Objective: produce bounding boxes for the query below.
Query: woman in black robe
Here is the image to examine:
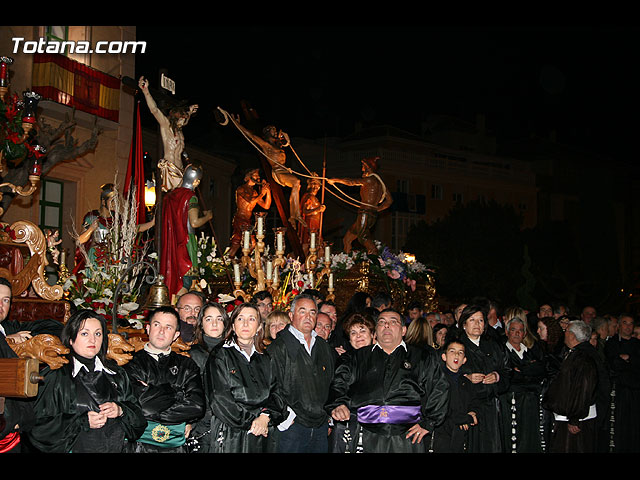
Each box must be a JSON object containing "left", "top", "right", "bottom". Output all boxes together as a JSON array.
[
  {"left": 28, "top": 309, "right": 146, "bottom": 453},
  {"left": 204, "top": 302, "right": 285, "bottom": 453},
  {"left": 537, "top": 315, "right": 565, "bottom": 450},
  {"left": 186, "top": 302, "right": 230, "bottom": 452},
  {"left": 456, "top": 304, "right": 510, "bottom": 453}
]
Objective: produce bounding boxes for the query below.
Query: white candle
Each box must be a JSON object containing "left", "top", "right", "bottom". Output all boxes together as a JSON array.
[
  {"left": 233, "top": 263, "right": 241, "bottom": 283},
  {"left": 329, "top": 272, "right": 334, "bottom": 289},
  {"left": 277, "top": 231, "right": 284, "bottom": 252},
  {"left": 243, "top": 230, "right": 250, "bottom": 250},
  {"left": 273, "top": 266, "right": 279, "bottom": 285},
  {"left": 309, "top": 270, "right": 314, "bottom": 287},
  {"left": 310, "top": 232, "right": 316, "bottom": 249},
  {"left": 257, "top": 216, "right": 264, "bottom": 236},
  {"left": 266, "top": 260, "right": 273, "bottom": 280},
  {"left": 325, "top": 245, "right": 331, "bottom": 261}
]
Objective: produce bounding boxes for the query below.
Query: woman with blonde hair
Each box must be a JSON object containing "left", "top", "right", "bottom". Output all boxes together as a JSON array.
[
  {"left": 404, "top": 316, "right": 433, "bottom": 349},
  {"left": 263, "top": 309, "right": 291, "bottom": 347}
]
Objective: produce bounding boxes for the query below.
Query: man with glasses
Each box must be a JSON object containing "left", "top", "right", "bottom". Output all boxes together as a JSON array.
[
  {"left": 326, "top": 308, "right": 449, "bottom": 453},
  {"left": 176, "top": 291, "right": 205, "bottom": 343}
]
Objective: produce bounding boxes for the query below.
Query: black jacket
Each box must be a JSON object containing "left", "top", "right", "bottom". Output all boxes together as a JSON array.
[
  {"left": 124, "top": 349, "right": 205, "bottom": 425},
  {"left": 267, "top": 326, "right": 335, "bottom": 429}
]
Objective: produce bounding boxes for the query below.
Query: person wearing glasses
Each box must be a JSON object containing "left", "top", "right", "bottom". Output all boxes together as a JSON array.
[
  {"left": 326, "top": 308, "right": 449, "bottom": 453},
  {"left": 176, "top": 291, "right": 206, "bottom": 343}
]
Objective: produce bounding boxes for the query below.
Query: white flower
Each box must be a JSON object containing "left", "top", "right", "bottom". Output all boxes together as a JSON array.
[
  {"left": 118, "top": 302, "right": 139, "bottom": 314},
  {"left": 86, "top": 287, "right": 97, "bottom": 294},
  {"left": 103, "top": 288, "right": 113, "bottom": 298},
  {"left": 73, "top": 298, "right": 85, "bottom": 307},
  {"left": 148, "top": 252, "right": 158, "bottom": 259}
]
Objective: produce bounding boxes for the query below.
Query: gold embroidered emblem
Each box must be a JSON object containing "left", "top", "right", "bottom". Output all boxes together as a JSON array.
[
  {"left": 151, "top": 424, "right": 171, "bottom": 443},
  {"left": 380, "top": 407, "right": 389, "bottom": 419}
]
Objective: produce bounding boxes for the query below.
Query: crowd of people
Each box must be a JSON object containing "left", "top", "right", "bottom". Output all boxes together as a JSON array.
[{"left": 1, "top": 275, "right": 639, "bottom": 454}]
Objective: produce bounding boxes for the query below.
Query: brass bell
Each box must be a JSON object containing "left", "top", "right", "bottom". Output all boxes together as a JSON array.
[{"left": 141, "top": 274, "right": 171, "bottom": 309}]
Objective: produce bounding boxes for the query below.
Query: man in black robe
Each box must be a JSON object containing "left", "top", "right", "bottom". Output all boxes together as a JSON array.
[
  {"left": 326, "top": 307, "right": 449, "bottom": 453},
  {"left": 604, "top": 313, "right": 640, "bottom": 452},
  {"left": 543, "top": 320, "right": 610, "bottom": 453},
  {"left": 267, "top": 293, "right": 335, "bottom": 453},
  {"left": 124, "top": 306, "right": 205, "bottom": 453},
  {"left": 500, "top": 317, "right": 547, "bottom": 453},
  {"left": 0, "top": 277, "right": 43, "bottom": 453}
]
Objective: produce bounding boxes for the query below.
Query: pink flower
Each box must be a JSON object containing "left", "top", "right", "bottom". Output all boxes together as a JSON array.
[{"left": 387, "top": 270, "right": 400, "bottom": 280}]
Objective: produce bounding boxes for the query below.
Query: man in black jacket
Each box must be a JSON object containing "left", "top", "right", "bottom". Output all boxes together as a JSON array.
[
  {"left": 267, "top": 294, "right": 335, "bottom": 453},
  {"left": 124, "top": 306, "right": 205, "bottom": 453},
  {"left": 326, "top": 308, "right": 449, "bottom": 453},
  {"left": 0, "top": 277, "right": 40, "bottom": 453}
]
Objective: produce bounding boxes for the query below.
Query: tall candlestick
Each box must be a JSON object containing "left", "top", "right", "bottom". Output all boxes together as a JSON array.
[
  {"left": 329, "top": 272, "right": 334, "bottom": 289},
  {"left": 310, "top": 232, "right": 316, "bottom": 250},
  {"left": 325, "top": 245, "right": 331, "bottom": 263},
  {"left": 243, "top": 230, "right": 250, "bottom": 250}
]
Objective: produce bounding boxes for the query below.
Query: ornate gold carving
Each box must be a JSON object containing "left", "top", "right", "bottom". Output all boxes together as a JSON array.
[{"left": 6, "top": 220, "right": 63, "bottom": 300}]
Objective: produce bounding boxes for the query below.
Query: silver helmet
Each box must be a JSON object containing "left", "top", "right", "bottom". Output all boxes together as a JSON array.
[{"left": 181, "top": 164, "right": 203, "bottom": 190}]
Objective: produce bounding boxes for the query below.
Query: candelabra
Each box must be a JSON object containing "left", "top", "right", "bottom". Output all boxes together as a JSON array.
[
  {"left": 230, "top": 213, "right": 335, "bottom": 303},
  {"left": 0, "top": 56, "right": 43, "bottom": 217}
]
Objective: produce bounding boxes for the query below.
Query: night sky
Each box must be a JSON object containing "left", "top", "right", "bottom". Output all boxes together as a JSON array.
[{"left": 133, "top": 24, "right": 640, "bottom": 164}]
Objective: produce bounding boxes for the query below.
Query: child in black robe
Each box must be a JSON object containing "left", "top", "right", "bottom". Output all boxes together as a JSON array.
[{"left": 431, "top": 339, "right": 480, "bottom": 453}]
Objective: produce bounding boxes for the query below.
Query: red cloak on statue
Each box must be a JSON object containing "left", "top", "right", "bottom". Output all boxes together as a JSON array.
[{"left": 160, "top": 187, "right": 196, "bottom": 299}]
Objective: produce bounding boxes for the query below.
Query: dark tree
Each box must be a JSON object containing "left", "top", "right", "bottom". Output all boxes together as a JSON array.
[{"left": 404, "top": 199, "right": 525, "bottom": 305}]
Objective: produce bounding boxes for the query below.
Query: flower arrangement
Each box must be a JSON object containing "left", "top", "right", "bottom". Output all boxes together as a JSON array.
[
  {"left": 328, "top": 240, "right": 434, "bottom": 292},
  {"left": 64, "top": 181, "right": 150, "bottom": 321},
  {"left": 196, "top": 233, "right": 228, "bottom": 278}
]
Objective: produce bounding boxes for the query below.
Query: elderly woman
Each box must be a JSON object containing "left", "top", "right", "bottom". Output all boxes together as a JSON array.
[
  {"left": 328, "top": 312, "right": 377, "bottom": 453},
  {"left": 204, "top": 303, "right": 285, "bottom": 452},
  {"left": 457, "top": 304, "right": 510, "bottom": 453},
  {"left": 29, "top": 310, "right": 146, "bottom": 453},
  {"left": 186, "top": 302, "right": 231, "bottom": 452},
  {"left": 499, "top": 316, "right": 547, "bottom": 452},
  {"left": 343, "top": 312, "right": 375, "bottom": 351}
]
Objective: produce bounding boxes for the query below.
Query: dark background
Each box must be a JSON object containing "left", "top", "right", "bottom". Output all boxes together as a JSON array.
[{"left": 134, "top": 24, "right": 640, "bottom": 162}]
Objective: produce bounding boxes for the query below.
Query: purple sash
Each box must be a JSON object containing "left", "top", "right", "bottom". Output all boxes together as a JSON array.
[{"left": 357, "top": 405, "right": 422, "bottom": 424}]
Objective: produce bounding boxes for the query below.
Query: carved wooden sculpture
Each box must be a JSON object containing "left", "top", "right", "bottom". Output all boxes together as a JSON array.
[
  {"left": 106, "top": 333, "right": 135, "bottom": 366},
  {"left": 9, "top": 334, "right": 69, "bottom": 370}
]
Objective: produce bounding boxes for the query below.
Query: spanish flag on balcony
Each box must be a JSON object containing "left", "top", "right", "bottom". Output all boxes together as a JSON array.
[{"left": 31, "top": 53, "right": 120, "bottom": 122}]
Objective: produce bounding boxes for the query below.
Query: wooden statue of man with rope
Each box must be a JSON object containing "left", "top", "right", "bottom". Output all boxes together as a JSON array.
[
  {"left": 327, "top": 156, "right": 392, "bottom": 255},
  {"left": 230, "top": 117, "right": 306, "bottom": 229}
]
